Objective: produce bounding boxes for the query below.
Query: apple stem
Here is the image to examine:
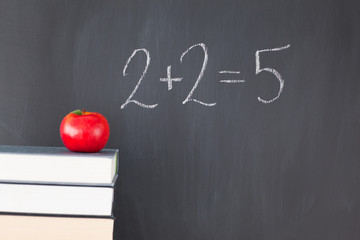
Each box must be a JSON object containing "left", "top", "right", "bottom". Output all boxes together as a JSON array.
[{"left": 82, "top": 108, "right": 86, "bottom": 115}]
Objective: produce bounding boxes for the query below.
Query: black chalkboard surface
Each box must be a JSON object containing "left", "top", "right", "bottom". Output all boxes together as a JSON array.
[{"left": 0, "top": 0, "right": 359, "bottom": 239}]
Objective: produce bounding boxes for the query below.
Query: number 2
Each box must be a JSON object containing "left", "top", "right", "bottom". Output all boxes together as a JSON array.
[
  {"left": 255, "top": 44, "right": 291, "bottom": 103},
  {"left": 180, "top": 43, "right": 216, "bottom": 106},
  {"left": 121, "top": 48, "right": 158, "bottom": 109}
]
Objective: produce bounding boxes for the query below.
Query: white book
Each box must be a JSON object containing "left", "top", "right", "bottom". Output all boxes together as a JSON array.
[
  {"left": 0, "top": 145, "right": 118, "bottom": 185},
  {"left": 0, "top": 182, "right": 114, "bottom": 216}
]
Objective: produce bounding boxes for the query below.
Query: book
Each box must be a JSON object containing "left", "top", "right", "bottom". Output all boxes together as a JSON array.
[
  {"left": 0, "top": 145, "right": 118, "bottom": 185},
  {"left": 0, "top": 181, "right": 114, "bottom": 216},
  {"left": 0, "top": 214, "right": 114, "bottom": 240}
]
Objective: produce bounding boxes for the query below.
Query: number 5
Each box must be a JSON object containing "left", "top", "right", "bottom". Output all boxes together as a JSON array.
[{"left": 255, "top": 44, "right": 291, "bottom": 103}]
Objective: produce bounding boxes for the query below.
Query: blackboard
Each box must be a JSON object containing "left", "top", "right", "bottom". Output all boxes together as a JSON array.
[{"left": 0, "top": 0, "right": 360, "bottom": 239}]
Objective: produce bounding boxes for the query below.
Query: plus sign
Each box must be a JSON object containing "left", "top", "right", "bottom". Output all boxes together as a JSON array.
[{"left": 160, "top": 65, "right": 183, "bottom": 91}]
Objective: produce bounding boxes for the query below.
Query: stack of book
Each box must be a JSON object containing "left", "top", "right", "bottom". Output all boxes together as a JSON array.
[{"left": 0, "top": 145, "right": 118, "bottom": 240}]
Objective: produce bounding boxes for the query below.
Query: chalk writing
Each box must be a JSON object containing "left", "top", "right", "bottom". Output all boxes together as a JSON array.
[
  {"left": 121, "top": 48, "right": 158, "bottom": 109},
  {"left": 218, "top": 70, "right": 245, "bottom": 83},
  {"left": 120, "top": 43, "right": 291, "bottom": 109},
  {"left": 255, "top": 44, "right": 291, "bottom": 103},
  {"left": 180, "top": 43, "right": 216, "bottom": 106},
  {"left": 160, "top": 65, "right": 183, "bottom": 91}
]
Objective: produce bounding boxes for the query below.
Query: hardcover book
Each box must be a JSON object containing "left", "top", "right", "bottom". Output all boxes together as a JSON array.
[
  {"left": 0, "top": 145, "right": 118, "bottom": 185},
  {"left": 0, "top": 181, "right": 115, "bottom": 216},
  {"left": 0, "top": 215, "right": 114, "bottom": 240}
]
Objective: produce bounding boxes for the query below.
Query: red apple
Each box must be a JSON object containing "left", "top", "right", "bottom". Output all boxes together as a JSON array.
[{"left": 60, "top": 109, "right": 110, "bottom": 153}]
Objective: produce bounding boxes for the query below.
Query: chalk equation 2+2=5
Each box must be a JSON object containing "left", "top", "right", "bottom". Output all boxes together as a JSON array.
[{"left": 120, "top": 43, "right": 291, "bottom": 109}]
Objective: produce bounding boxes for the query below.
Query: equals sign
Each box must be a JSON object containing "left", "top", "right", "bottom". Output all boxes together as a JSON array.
[{"left": 218, "top": 70, "right": 246, "bottom": 83}]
